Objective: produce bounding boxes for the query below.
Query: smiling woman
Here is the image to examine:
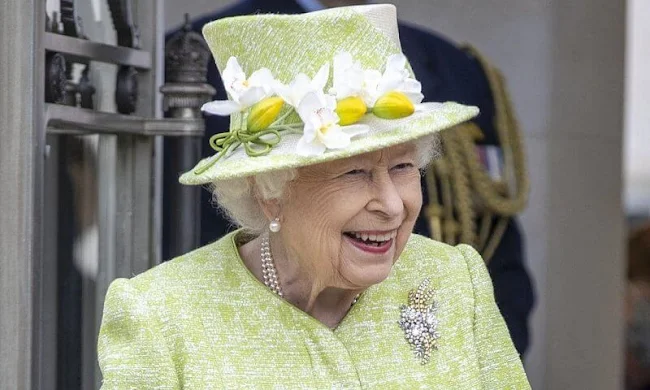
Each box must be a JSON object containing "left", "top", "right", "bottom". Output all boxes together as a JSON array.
[{"left": 97, "top": 4, "right": 530, "bottom": 389}]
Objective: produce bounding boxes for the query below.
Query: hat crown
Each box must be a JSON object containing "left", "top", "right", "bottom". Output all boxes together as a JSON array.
[
  {"left": 329, "top": 4, "right": 401, "bottom": 49},
  {"left": 202, "top": 4, "right": 406, "bottom": 94}
]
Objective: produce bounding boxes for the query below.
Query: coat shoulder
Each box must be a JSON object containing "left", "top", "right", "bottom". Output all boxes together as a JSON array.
[
  {"left": 404, "top": 233, "right": 461, "bottom": 258},
  {"left": 401, "top": 234, "right": 475, "bottom": 277},
  {"left": 127, "top": 234, "right": 235, "bottom": 296}
]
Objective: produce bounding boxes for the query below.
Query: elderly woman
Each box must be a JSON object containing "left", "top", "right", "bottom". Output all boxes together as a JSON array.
[{"left": 98, "top": 4, "right": 530, "bottom": 389}]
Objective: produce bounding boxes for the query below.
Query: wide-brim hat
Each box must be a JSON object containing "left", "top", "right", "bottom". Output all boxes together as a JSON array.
[{"left": 180, "top": 4, "right": 479, "bottom": 185}]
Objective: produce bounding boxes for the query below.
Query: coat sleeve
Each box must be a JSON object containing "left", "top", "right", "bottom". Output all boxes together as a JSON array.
[
  {"left": 98, "top": 278, "right": 180, "bottom": 390},
  {"left": 457, "top": 244, "right": 531, "bottom": 389}
]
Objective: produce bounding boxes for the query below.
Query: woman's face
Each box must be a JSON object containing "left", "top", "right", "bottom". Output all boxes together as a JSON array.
[{"left": 278, "top": 142, "right": 423, "bottom": 290}]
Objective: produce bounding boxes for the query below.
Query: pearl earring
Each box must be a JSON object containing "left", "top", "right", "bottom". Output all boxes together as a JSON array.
[{"left": 269, "top": 217, "right": 281, "bottom": 233}]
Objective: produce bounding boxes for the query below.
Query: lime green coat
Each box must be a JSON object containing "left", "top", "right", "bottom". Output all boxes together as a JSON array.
[{"left": 98, "top": 232, "right": 530, "bottom": 389}]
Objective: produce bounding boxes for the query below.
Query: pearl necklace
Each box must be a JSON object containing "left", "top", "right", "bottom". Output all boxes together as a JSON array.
[
  {"left": 260, "top": 235, "right": 359, "bottom": 305},
  {"left": 261, "top": 235, "right": 283, "bottom": 297}
]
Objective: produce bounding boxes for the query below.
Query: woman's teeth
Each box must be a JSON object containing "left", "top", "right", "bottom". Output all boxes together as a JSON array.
[{"left": 349, "top": 231, "right": 397, "bottom": 243}]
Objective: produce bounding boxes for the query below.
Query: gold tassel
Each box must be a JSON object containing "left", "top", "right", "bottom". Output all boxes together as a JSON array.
[{"left": 423, "top": 45, "right": 530, "bottom": 264}]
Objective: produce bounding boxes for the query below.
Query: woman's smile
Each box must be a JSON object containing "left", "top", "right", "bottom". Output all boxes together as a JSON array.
[{"left": 343, "top": 229, "right": 398, "bottom": 254}]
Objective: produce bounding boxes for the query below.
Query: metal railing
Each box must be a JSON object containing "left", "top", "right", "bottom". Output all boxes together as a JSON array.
[{"left": 1, "top": 1, "right": 212, "bottom": 389}]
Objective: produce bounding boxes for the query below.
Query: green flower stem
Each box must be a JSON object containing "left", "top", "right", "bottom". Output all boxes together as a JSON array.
[
  {"left": 240, "top": 112, "right": 249, "bottom": 131},
  {"left": 269, "top": 107, "right": 296, "bottom": 128},
  {"left": 194, "top": 139, "right": 239, "bottom": 174},
  {"left": 194, "top": 121, "right": 304, "bottom": 175},
  {"left": 270, "top": 123, "right": 303, "bottom": 133}
]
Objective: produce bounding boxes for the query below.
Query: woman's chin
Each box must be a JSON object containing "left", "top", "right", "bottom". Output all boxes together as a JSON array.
[{"left": 345, "top": 264, "right": 394, "bottom": 289}]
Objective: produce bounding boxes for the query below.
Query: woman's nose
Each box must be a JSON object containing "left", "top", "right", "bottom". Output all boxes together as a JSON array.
[{"left": 367, "top": 171, "right": 404, "bottom": 218}]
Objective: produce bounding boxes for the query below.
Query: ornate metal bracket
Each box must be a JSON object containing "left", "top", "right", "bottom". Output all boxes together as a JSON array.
[
  {"left": 45, "top": 11, "right": 67, "bottom": 104},
  {"left": 45, "top": 52, "right": 68, "bottom": 104},
  {"left": 107, "top": 0, "right": 140, "bottom": 49},
  {"left": 115, "top": 65, "right": 138, "bottom": 114},
  {"left": 78, "top": 66, "right": 96, "bottom": 109},
  {"left": 50, "top": 1, "right": 96, "bottom": 108},
  {"left": 60, "top": 0, "right": 84, "bottom": 38},
  {"left": 108, "top": 0, "right": 140, "bottom": 114}
]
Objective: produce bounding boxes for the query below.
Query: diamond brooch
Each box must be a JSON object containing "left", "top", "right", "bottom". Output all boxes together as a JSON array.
[{"left": 398, "top": 278, "right": 440, "bottom": 364}]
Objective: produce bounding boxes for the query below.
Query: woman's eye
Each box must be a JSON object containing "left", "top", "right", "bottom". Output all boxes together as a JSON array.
[
  {"left": 391, "top": 163, "right": 415, "bottom": 171},
  {"left": 345, "top": 169, "right": 367, "bottom": 176}
]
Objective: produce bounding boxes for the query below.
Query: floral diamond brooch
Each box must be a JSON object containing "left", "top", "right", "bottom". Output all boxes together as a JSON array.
[{"left": 398, "top": 278, "right": 440, "bottom": 364}]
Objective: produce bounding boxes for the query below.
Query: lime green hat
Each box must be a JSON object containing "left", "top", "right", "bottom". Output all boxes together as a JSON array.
[{"left": 179, "top": 4, "right": 479, "bottom": 185}]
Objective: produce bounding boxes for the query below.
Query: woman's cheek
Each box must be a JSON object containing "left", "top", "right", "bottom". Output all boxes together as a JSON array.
[{"left": 400, "top": 176, "right": 423, "bottom": 218}]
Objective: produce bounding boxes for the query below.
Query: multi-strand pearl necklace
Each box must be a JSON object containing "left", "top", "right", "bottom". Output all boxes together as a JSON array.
[
  {"left": 261, "top": 235, "right": 283, "bottom": 297},
  {"left": 260, "top": 235, "right": 359, "bottom": 305}
]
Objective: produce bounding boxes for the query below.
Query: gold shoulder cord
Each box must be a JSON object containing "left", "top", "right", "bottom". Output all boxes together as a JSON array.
[{"left": 424, "top": 45, "right": 530, "bottom": 264}]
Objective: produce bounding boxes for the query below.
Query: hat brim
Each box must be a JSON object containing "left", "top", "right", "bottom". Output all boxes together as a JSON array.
[{"left": 179, "top": 102, "right": 478, "bottom": 185}]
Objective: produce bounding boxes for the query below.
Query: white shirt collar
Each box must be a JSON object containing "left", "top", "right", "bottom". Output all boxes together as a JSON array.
[{"left": 295, "top": 0, "right": 326, "bottom": 12}]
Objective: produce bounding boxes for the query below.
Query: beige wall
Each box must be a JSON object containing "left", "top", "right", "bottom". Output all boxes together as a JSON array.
[{"left": 165, "top": 1, "right": 627, "bottom": 389}]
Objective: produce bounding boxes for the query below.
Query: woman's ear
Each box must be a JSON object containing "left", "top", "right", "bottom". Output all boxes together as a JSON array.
[
  {"left": 249, "top": 176, "right": 281, "bottom": 221},
  {"left": 259, "top": 198, "right": 281, "bottom": 221}
]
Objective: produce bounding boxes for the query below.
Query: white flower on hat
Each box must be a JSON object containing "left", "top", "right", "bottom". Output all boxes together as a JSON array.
[
  {"left": 274, "top": 63, "right": 330, "bottom": 108},
  {"left": 329, "top": 52, "right": 423, "bottom": 108},
  {"left": 328, "top": 52, "right": 424, "bottom": 123},
  {"left": 295, "top": 91, "right": 369, "bottom": 156},
  {"left": 329, "top": 51, "right": 380, "bottom": 107},
  {"left": 330, "top": 52, "right": 364, "bottom": 99},
  {"left": 368, "top": 53, "right": 424, "bottom": 107},
  {"left": 201, "top": 56, "right": 275, "bottom": 116}
]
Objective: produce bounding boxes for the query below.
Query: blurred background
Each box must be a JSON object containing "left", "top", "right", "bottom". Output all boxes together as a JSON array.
[{"left": 1, "top": 0, "right": 648, "bottom": 389}]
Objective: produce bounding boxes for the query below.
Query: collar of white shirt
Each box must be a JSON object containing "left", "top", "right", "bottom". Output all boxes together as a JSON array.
[
  {"left": 294, "top": 0, "right": 326, "bottom": 12},
  {"left": 294, "top": 0, "right": 374, "bottom": 13}
]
